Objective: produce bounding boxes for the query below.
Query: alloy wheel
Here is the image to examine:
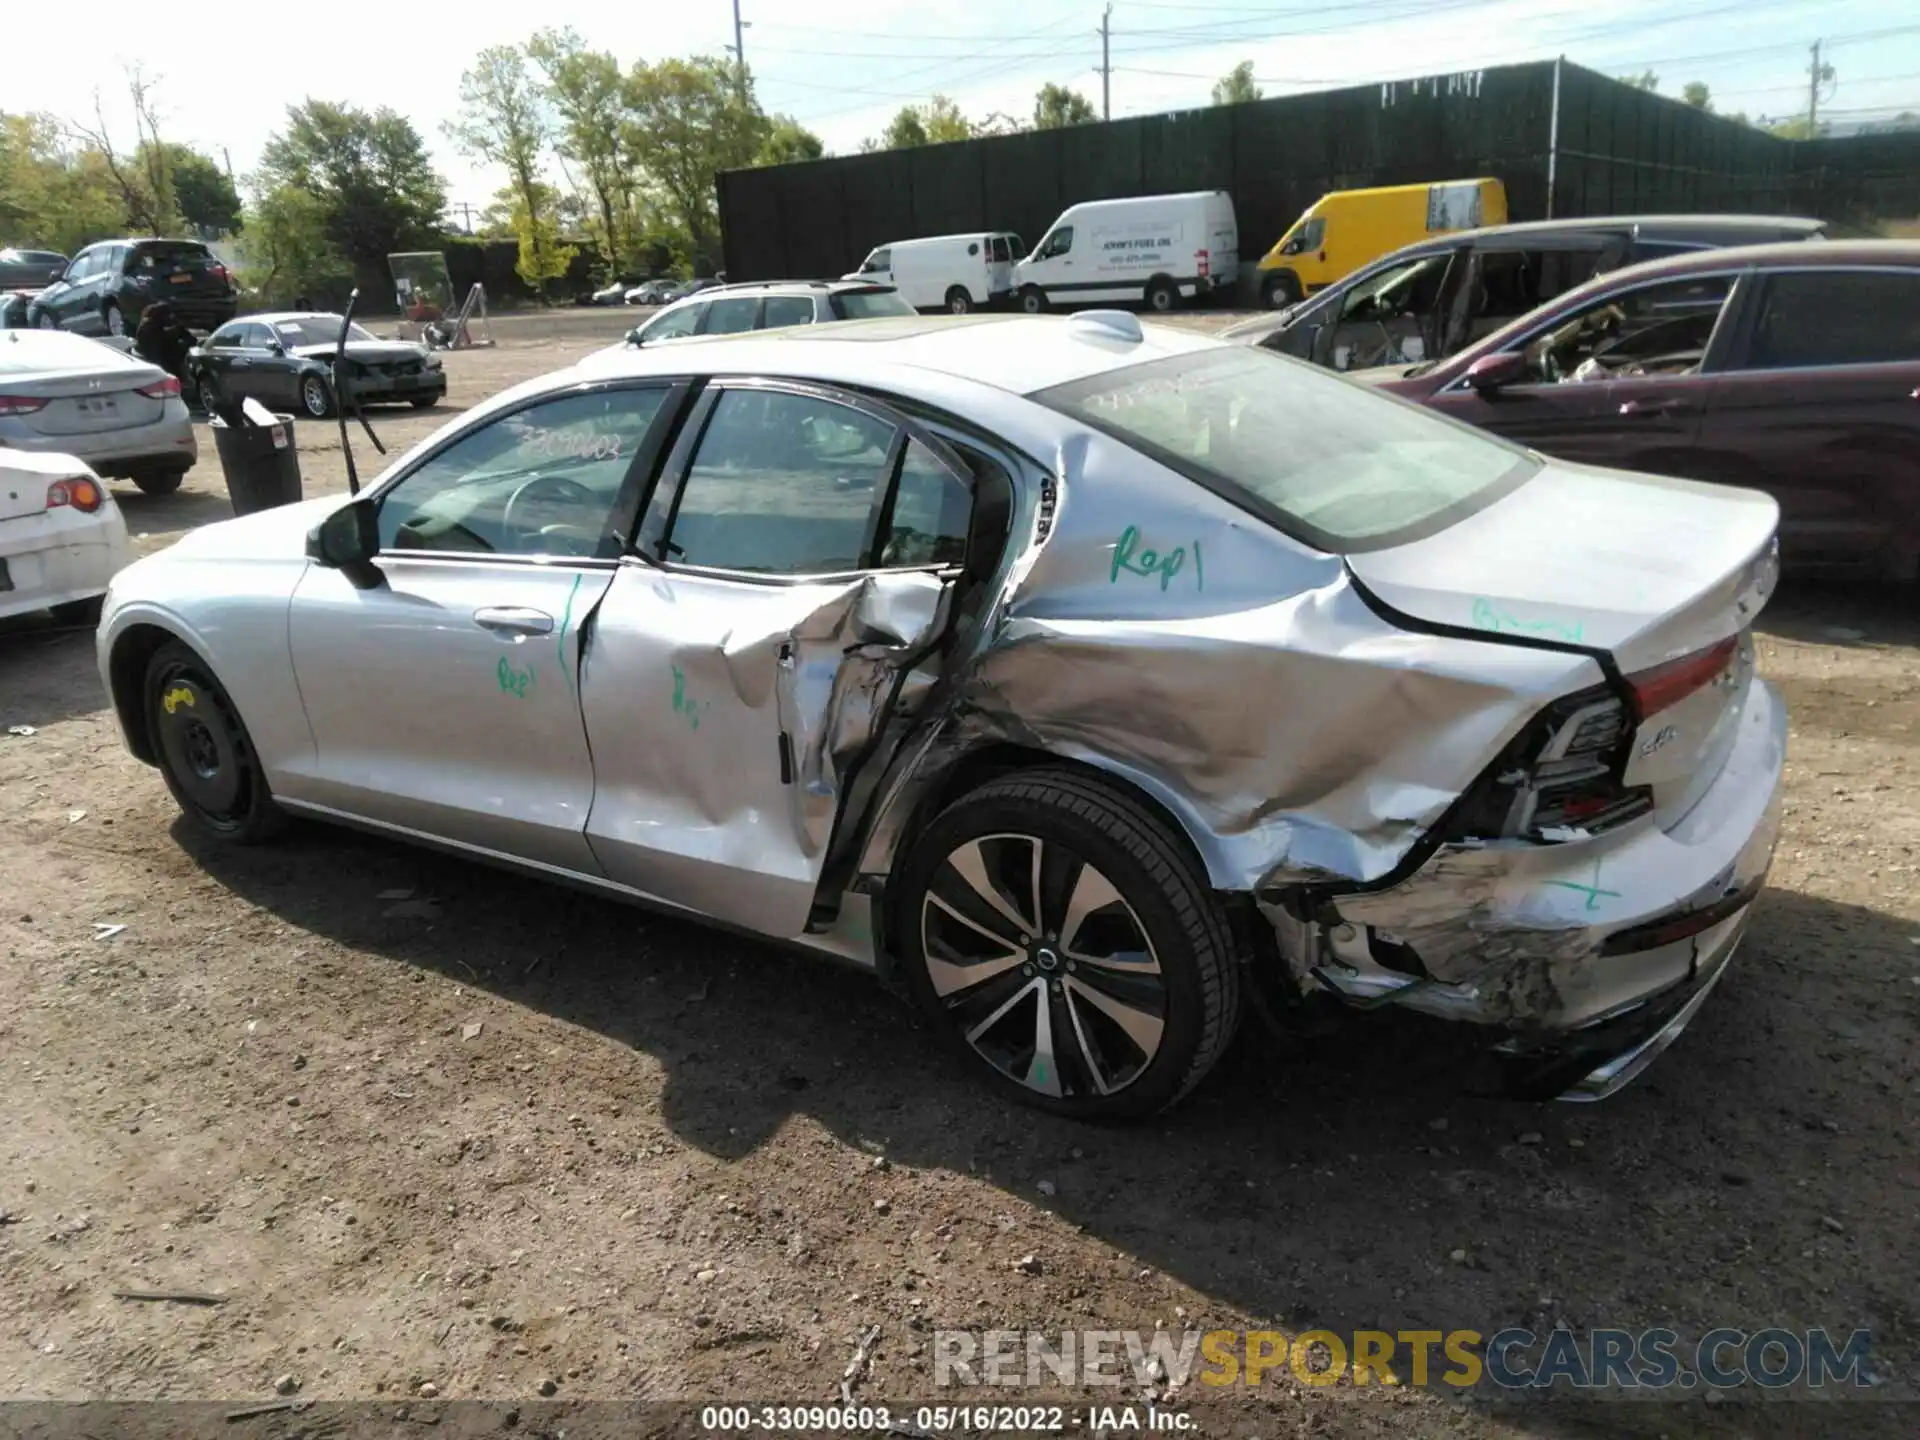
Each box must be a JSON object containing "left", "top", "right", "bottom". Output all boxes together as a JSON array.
[
  {"left": 919, "top": 832, "right": 1167, "bottom": 1099},
  {"left": 35, "top": 311, "right": 55, "bottom": 330},
  {"left": 105, "top": 304, "right": 126, "bottom": 336},
  {"left": 302, "top": 376, "right": 329, "bottom": 417}
]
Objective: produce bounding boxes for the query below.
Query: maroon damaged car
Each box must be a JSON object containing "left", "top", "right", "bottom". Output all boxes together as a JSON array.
[{"left": 1361, "top": 240, "right": 1920, "bottom": 578}]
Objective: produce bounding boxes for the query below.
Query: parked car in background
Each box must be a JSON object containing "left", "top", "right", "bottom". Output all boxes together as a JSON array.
[
  {"left": 1014, "top": 191, "right": 1239, "bottom": 313},
  {"left": 0, "top": 329, "right": 198, "bottom": 494},
  {"left": 623, "top": 280, "right": 914, "bottom": 346},
  {"left": 188, "top": 313, "right": 445, "bottom": 420},
  {"left": 0, "top": 248, "right": 69, "bottom": 290},
  {"left": 588, "top": 280, "right": 633, "bottom": 306},
  {"left": 1255, "top": 178, "right": 1507, "bottom": 308},
  {"left": 624, "top": 279, "right": 679, "bottom": 306},
  {"left": 97, "top": 311, "right": 1784, "bottom": 1116},
  {"left": 844, "top": 232, "right": 1024, "bottom": 313},
  {"left": 1364, "top": 239, "right": 1920, "bottom": 577},
  {"left": 0, "top": 451, "right": 131, "bottom": 625},
  {"left": 1226, "top": 214, "right": 1828, "bottom": 372},
  {"left": 27, "top": 239, "right": 238, "bottom": 339}
]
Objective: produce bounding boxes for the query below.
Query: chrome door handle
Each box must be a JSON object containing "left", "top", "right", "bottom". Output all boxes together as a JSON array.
[
  {"left": 1618, "top": 397, "right": 1693, "bottom": 417},
  {"left": 473, "top": 606, "right": 553, "bottom": 636}
]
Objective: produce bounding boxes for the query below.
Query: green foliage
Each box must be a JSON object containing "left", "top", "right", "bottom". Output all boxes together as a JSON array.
[
  {"left": 154, "top": 144, "right": 241, "bottom": 232},
  {"left": 529, "top": 28, "right": 642, "bottom": 270},
  {"left": 871, "top": 94, "right": 976, "bottom": 150},
  {"left": 239, "top": 183, "right": 350, "bottom": 307},
  {"left": 256, "top": 100, "right": 446, "bottom": 283},
  {"left": 758, "top": 116, "right": 825, "bottom": 165},
  {"left": 1622, "top": 70, "right": 1660, "bottom": 92},
  {"left": 510, "top": 194, "right": 577, "bottom": 293},
  {"left": 1681, "top": 81, "right": 1713, "bottom": 112},
  {"left": 1033, "top": 83, "right": 1096, "bottom": 129},
  {"left": 621, "top": 56, "right": 768, "bottom": 271},
  {"left": 0, "top": 112, "right": 127, "bottom": 252},
  {"left": 1212, "top": 62, "right": 1262, "bottom": 106}
]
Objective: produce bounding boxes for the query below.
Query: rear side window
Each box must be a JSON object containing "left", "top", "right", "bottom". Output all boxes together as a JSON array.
[
  {"left": 1036, "top": 347, "right": 1532, "bottom": 552},
  {"left": 762, "top": 295, "right": 815, "bottom": 329},
  {"left": 989, "top": 236, "right": 1012, "bottom": 263},
  {"left": 1746, "top": 270, "right": 1920, "bottom": 369},
  {"left": 702, "top": 296, "right": 762, "bottom": 334}
]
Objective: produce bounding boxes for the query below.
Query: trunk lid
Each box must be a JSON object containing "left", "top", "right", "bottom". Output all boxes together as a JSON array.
[
  {"left": 0, "top": 336, "right": 169, "bottom": 437},
  {"left": 0, "top": 451, "right": 93, "bottom": 522},
  {"left": 1345, "top": 459, "right": 1779, "bottom": 828}
]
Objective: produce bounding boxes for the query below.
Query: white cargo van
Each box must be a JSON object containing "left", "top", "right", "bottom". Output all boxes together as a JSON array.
[
  {"left": 843, "top": 233, "right": 1024, "bottom": 313},
  {"left": 1012, "top": 191, "right": 1239, "bottom": 313}
]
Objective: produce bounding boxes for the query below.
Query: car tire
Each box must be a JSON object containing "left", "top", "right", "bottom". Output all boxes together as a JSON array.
[
  {"left": 190, "top": 370, "right": 218, "bottom": 414},
  {"left": 1145, "top": 276, "right": 1180, "bottom": 313},
  {"left": 50, "top": 595, "right": 105, "bottom": 626},
  {"left": 300, "top": 374, "right": 333, "bottom": 419},
  {"left": 410, "top": 395, "right": 438, "bottom": 409},
  {"left": 104, "top": 302, "right": 126, "bottom": 337},
  {"left": 1018, "top": 286, "right": 1048, "bottom": 315},
  {"left": 131, "top": 468, "right": 184, "bottom": 497},
  {"left": 893, "top": 766, "right": 1242, "bottom": 1121},
  {"left": 144, "top": 639, "right": 288, "bottom": 845},
  {"left": 945, "top": 286, "right": 974, "bottom": 315},
  {"left": 1261, "top": 271, "right": 1302, "bottom": 309},
  {"left": 34, "top": 310, "right": 56, "bottom": 330}
]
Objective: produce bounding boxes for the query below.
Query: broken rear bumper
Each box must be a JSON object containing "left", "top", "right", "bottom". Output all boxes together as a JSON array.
[{"left": 1306, "top": 677, "right": 1786, "bottom": 1096}]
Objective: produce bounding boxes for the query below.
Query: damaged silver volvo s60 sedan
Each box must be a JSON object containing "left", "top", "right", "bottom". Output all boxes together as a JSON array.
[{"left": 97, "top": 311, "right": 1785, "bottom": 1119}]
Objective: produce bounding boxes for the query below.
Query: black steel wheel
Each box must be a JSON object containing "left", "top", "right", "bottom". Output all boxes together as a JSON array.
[
  {"left": 1145, "top": 276, "right": 1179, "bottom": 312},
  {"left": 945, "top": 286, "right": 974, "bottom": 314},
  {"left": 1018, "top": 286, "right": 1048, "bottom": 315},
  {"left": 1261, "top": 270, "right": 1302, "bottom": 309},
  {"left": 144, "top": 640, "right": 286, "bottom": 843},
  {"left": 896, "top": 767, "right": 1240, "bottom": 1119}
]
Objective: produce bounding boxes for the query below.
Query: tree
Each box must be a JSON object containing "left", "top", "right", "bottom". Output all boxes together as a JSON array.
[
  {"left": 1212, "top": 62, "right": 1262, "bottom": 106},
  {"left": 257, "top": 101, "right": 446, "bottom": 280},
  {"left": 922, "top": 95, "right": 974, "bottom": 143},
  {"left": 1623, "top": 70, "right": 1660, "bottom": 92},
  {"left": 1033, "top": 83, "right": 1096, "bottom": 129},
  {"left": 529, "top": 29, "right": 637, "bottom": 271},
  {"left": 877, "top": 106, "right": 928, "bottom": 150},
  {"left": 757, "top": 115, "right": 824, "bottom": 165},
  {"left": 622, "top": 56, "right": 769, "bottom": 272},
  {"left": 239, "top": 182, "right": 349, "bottom": 306},
  {"left": 449, "top": 46, "right": 561, "bottom": 292},
  {"left": 64, "top": 67, "right": 175, "bottom": 235},
  {"left": 871, "top": 94, "right": 975, "bottom": 150},
  {"left": 1765, "top": 115, "right": 1829, "bottom": 139},
  {"left": 154, "top": 144, "right": 240, "bottom": 233},
  {"left": 1682, "top": 81, "right": 1713, "bottom": 112},
  {"left": 509, "top": 191, "right": 577, "bottom": 294}
]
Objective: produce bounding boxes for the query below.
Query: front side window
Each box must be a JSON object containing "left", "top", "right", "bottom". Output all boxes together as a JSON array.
[
  {"left": 1036, "top": 347, "right": 1532, "bottom": 551},
  {"left": 377, "top": 388, "right": 667, "bottom": 558},
  {"left": 862, "top": 248, "right": 891, "bottom": 273},
  {"left": 1519, "top": 274, "right": 1735, "bottom": 384},
  {"left": 641, "top": 303, "right": 703, "bottom": 343},
  {"left": 1281, "top": 216, "right": 1326, "bottom": 256},
  {"left": 208, "top": 324, "right": 245, "bottom": 349},
  {"left": 1745, "top": 270, "right": 1920, "bottom": 369},
  {"left": 1037, "top": 227, "right": 1073, "bottom": 260},
  {"left": 667, "top": 391, "right": 895, "bottom": 574},
  {"left": 702, "top": 296, "right": 762, "bottom": 334}
]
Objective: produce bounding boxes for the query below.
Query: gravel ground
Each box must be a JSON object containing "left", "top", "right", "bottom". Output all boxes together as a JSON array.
[{"left": 0, "top": 308, "right": 1915, "bottom": 1437}]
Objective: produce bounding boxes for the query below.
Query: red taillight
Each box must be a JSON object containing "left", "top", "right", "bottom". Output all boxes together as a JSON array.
[
  {"left": 1625, "top": 636, "right": 1739, "bottom": 719},
  {"left": 47, "top": 476, "right": 105, "bottom": 513},
  {"left": 1195, "top": 248, "right": 1210, "bottom": 278},
  {"left": 212, "top": 263, "right": 231, "bottom": 285},
  {"left": 0, "top": 395, "right": 49, "bottom": 416},
  {"left": 136, "top": 375, "right": 182, "bottom": 400}
]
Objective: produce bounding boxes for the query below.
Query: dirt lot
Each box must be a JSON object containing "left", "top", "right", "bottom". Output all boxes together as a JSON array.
[{"left": 1, "top": 308, "right": 1916, "bottom": 1435}]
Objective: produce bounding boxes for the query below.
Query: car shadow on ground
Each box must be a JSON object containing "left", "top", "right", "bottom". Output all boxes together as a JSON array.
[
  {"left": 1759, "top": 577, "right": 1920, "bottom": 651},
  {"left": 179, "top": 815, "right": 1916, "bottom": 1412},
  {"left": 109, "top": 483, "right": 233, "bottom": 545},
  {"left": 0, "top": 622, "right": 103, "bottom": 730}
]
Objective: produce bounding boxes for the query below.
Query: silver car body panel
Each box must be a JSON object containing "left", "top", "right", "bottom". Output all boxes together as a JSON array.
[
  {"left": 99, "top": 317, "right": 1785, "bottom": 1088},
  {"left": 0, "top": 330, "right": 197, "bottom": 473}
]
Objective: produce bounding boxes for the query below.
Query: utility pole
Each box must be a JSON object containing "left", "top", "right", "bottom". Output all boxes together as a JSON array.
[
  {"left": 1099, "top": 3, "right": 1112, "bottom": 121},
  {"left": 1808, "top": 39, "right": 1821, "bottom": 132},
  {"left": 731, "top": 0, "right": 748, "bottom": 94}
]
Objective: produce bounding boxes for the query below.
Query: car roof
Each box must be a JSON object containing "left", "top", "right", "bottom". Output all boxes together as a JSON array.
[
  {"left": 580, "top": 313, "right": 1219, "bottom": 397},
  {"left": 1566, "top": 236, "right": 1920, "bottom": 284},
  {"left": 1438, "top": 213, "right": 1828, "bottom": 247},
  {"left": 241, "top": 312, "right": 349, "bottom": 324}
]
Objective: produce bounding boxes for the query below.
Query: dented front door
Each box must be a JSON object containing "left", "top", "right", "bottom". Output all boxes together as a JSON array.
[{"left": 579, "top": 380, "right": 967, "bottom": 939}]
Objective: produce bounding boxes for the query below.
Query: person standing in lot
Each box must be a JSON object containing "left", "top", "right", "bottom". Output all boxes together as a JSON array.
[{"left": 134, "top": 301, "right": 195, "bottom": 384}]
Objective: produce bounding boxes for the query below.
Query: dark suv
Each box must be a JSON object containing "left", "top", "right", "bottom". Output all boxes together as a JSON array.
[
  {"left": 1224, "top": 214, "right": 1827, "bottom": 373},
  {"left": 27, "top": 238, "right": 238, "bottom": 338}
]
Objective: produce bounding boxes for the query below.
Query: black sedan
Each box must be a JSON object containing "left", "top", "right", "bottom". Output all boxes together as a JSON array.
[{"left": 187, "top": 313, "right": 446, "bottom": 419}]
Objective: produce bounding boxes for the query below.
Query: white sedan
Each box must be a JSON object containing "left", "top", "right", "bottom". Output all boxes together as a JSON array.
[
  {"left": 0, "top": 451, "right": 130, "bottom": 624},
  {"left": 0, "top": 328, "right": 198, "bottom": 496}
]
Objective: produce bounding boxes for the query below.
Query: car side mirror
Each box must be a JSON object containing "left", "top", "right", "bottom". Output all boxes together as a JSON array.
[
  {"left": 267, "top": 341, "right": 285, "bottom": 356},
  {"left": 626, "top": 327, "right": 645, "bottom": 347},
  {"left": 306, "top": 498, "right": 383, "bottom": 588},
  {"left": 1464, "top": 351, "right": 1527, "bottom": 392}
]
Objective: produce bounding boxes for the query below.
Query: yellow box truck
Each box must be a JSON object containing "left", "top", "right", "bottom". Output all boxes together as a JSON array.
[{"left": 1255, "top": 177, "right": 1507, "bottom": 309}]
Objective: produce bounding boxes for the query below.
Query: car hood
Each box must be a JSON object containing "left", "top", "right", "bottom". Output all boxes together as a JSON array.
[
  {"left": 1220, "top": 310, "right": 1296, "bottom": 343},
  {"left": 1348, "top": 362, "right": 1427, "bottom": 384},
  {"left": 161, "top": 494, "right": 343, "bottom": 561},
  {"left": 288, "top": 342, "right": 428, "bottom": 363},
  {"left": 1343, "top": 457, "right": 1779, "bottom": 674}
]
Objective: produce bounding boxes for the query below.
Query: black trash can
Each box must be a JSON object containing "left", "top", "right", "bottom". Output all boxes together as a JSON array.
[{"left": 210, "top": 411, "right": 302, "bottom": 516}]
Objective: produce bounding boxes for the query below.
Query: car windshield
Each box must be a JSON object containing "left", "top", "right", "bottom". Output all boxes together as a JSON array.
[
  {"left": 269, "top": 317, "right": 377, "bottom": 347},
  {"left": 831, "top": 288, "right": 916, "bottom": 320},
  {"left": 1035, "top": 347, "right": 1535, "bottom": 551}
]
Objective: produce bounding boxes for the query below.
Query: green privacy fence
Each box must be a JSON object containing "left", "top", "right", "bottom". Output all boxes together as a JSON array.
[{"left": 717, "top": 59, "right": 1920, "bottom": 283}]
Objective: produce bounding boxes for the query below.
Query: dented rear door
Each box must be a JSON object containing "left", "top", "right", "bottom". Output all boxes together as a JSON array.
[{"left": 580, "top": 381, "right": 968, "bottom": 939}]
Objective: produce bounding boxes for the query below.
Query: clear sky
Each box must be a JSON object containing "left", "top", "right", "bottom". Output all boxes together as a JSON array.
[{"left": 12, "top": 0, "right": 1918, "bottom": 218}]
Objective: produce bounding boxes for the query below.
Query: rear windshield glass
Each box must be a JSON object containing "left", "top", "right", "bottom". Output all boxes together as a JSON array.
[
  {"left": 1034, "top": 347, "right": 1536, "bottom": 552},
  {"left": 131, "top": 243, "right": 215, "bottom": 274},
  {"left": 831, "top": 288, "right": 916, "bottom": 320}
]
